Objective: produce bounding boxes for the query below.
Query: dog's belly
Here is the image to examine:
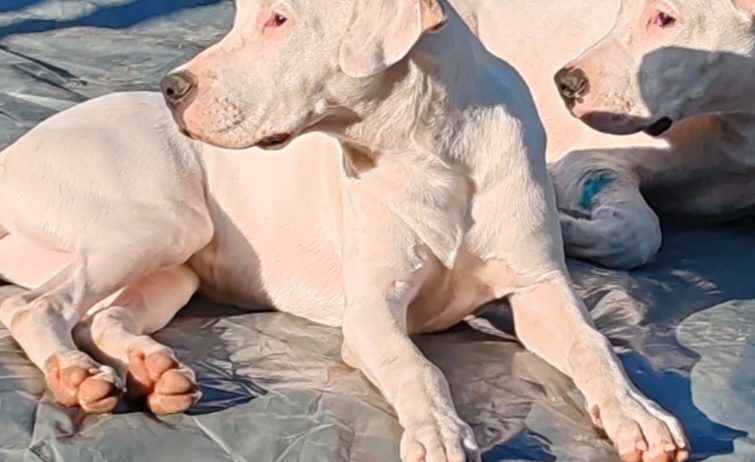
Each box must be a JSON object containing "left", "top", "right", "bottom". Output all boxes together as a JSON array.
[
  {"left": 190, "top": 236, "right": 345, "bottom": 326},
  {"left": 191, "top": 227, "right": 506, "bottom": 334}
]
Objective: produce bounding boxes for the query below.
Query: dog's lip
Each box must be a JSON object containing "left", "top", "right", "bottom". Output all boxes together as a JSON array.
[
  {"left": 642, "top": 117, "right": 674, "bottom": 137},
  {"left": 179, "top": 127, "right": 196, "bottom": 139},
  {"left": 579, "top": 112, "right": 640, "bottom": 136},
  {"left": 256, "top": 133, "right": 294, "bottom": 150}
]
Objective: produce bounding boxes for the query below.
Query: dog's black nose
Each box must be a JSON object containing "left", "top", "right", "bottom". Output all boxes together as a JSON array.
[
  {"left": 555, "top": 67, "right": 590, "bottom": 107},
  {"left": 161, "top": 71, "right": 197, "bottom": 106}
]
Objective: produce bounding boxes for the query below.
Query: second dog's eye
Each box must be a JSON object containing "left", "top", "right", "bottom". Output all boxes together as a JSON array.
[
  {"left": 653, "top": 11, "right": 676, "bottom": 28},
  {"left": 265, "top": 12, "right": 288, "bottom": 29}
]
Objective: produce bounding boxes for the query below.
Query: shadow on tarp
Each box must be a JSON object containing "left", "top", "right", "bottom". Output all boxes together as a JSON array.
[
  {"left": 0, "top": 0, "right": 46, "bottom": 14},
  {"left": 0, "top": 0, "right": 227, "bottom": 41},
  {"left": 473, "top": 223, "right": 754, "bottom": 460}
]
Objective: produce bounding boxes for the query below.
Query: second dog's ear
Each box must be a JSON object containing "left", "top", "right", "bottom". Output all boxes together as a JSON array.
[{"left": 339, "top": 0, "right": 447, "bottom": 79}]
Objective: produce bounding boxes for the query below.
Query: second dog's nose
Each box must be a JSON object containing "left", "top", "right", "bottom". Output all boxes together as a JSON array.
[
  {"left": 161, "top": 71, "right": 197, "bottom": 106},
  {"left": 554, "top": 67, "right": 589, "bottom": 106}
]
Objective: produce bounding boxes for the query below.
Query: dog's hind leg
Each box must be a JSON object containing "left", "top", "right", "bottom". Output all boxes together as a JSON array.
[
  {"left": 0, "top": 233, "right": 72, "bottom": 288},
  {"left": 0, "top": 218, "right": 211, "bottom": 413},
  {"left": 0, "top": 91, "right": 214, "bottom": 413},
  {"left": 74, "top": 264, "right": 201, "bottom": 414},
  {"left": 550, "top": 150, "right": 662, "bottom": 269}
]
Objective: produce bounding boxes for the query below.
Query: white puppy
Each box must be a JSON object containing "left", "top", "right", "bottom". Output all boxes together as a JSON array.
[
  {"left": 460, "top": 0, "right": 755, "bottom": 269},
  {"left": 0, "top": 1, "right": 688, "bottom": 461}
]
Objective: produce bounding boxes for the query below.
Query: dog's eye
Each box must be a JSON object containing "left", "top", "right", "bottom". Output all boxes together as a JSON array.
[
  {"left": 652, "top": 11, "right": 676, "bottom": 28},
  {"left": 264, "top": 12, "right": 288, "bottom": 29}
]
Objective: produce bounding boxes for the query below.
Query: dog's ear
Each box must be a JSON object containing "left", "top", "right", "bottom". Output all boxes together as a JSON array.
[{"left": 339, "top": 0, "right": 447, "bottom": 79}]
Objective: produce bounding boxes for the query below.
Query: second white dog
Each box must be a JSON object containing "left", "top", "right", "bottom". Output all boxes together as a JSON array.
[{"left": 458, "top": 0, "right": 755, "bottom": 268}]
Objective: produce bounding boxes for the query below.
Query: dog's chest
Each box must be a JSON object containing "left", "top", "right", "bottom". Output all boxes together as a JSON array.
[{"left": 407, "top": 249, "right": 517, "bottom": 334}]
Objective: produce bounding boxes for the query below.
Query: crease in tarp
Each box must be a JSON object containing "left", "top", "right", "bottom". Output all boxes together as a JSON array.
[{"left": 191, "top": 416, "right": 248, "bottom": 462}]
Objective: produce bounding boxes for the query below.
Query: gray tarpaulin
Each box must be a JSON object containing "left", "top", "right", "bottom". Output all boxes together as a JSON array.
[{"left": 0, "top": 1, "right": 752, "bottom": 461}]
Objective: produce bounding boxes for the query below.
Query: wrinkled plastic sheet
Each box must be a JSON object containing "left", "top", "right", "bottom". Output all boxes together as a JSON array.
[{"left": 0, "top": 1, "right": 752, "bottom": 461}]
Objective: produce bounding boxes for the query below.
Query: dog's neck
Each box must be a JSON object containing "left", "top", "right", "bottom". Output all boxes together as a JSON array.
[
  {"left": 333, "top": 2, "right": 538, "bottom": 185},
  {"left": 706, "top": 113, "right": 755, "bottom": 168},
  {"left": 716, "top": 49, "right": 755, "bottom": 166},
  {"left": 324, "top": 3, "right": 521, "bottom": 268},
  {"left": 336, "top": 41, "right": 461, "bottom": 164},
  {"left": 319, "top": 2, "right": 545, "bottom": 268},
  {"left": 663, "top": 46, "right": 755, "bottom": 168}
]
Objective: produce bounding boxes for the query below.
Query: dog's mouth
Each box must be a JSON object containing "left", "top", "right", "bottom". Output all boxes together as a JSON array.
[
  {"left": 179, "top": 127, "right": 195, "bottom": 140},
  {"left": 256, "top": 133, "right": 294, "bottom": 150},
  {"left": 642, "top": 117, "right": 674, "bottom": 137},
  {"left": 579, "top": 112, "right": 640, "bottom": 136}
]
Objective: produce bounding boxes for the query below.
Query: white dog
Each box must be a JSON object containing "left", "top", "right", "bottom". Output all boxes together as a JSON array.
[
  {"left": 459, "top": 0, "right": 755, "bottom": 269},
  {"left": 0, "top": 1, "right": 688, "bottom": 461},
  {"left": 553, "top": 0, "right": 755, "bottom": 269}
]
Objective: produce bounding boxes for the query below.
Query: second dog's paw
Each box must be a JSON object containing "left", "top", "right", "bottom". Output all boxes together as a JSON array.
[
  {"left": 400, "top": 415, "right": 480, "bottom": 462},
  {"left": 592, "top": 391, "right": 689, "bottom": 462}
]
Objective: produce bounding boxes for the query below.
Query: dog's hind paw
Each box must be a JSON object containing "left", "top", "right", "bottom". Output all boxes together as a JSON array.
[
  {"left": 400, "top": 416, "right": 481, "bottom": 462},
  {"left": 44, "top": 351, "right": 123, "bottom": 413},
  {"left": 126, "top": 342, "right": 201, "bottom": 414}
]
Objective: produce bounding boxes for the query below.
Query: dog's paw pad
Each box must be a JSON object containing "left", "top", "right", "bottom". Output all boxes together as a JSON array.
[
  {"left": 127, "top": 348, "right": 200, "bottom": 414},
  {"left": 44, "top": 352, "right": 122, "bottom": 413}
]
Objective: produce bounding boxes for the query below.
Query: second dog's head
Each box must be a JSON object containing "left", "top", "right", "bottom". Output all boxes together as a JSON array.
[
  {"left": 160, "top": 0, "right": 446, "bottom": 150},
  {"left": 554, "top": 0, "right": 755, "bottom": 136}
]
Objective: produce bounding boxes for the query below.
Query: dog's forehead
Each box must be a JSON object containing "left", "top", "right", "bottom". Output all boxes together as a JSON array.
[
  {"left": 233, "top": 0, "right": 348, "bottom": 15},
  {"left": 616, "top": 0, "right": 644, "bottom": 17},
  {"left": 616, "top": 0, "right": 718, "bottom": 17},
  {"left": 232, "top": 0, "right": 293, "bottom": 16}
]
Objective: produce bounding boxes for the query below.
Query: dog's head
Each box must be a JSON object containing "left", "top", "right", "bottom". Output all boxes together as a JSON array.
[
  {"left": 160, "top": 0, "right": 446, "bottom": 150},
  {"left": 554, "top": 0, "right": 755, "bottom": 136}
]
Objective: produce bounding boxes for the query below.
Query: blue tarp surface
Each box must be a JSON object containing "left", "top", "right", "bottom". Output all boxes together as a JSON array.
[{"left": 0, "top": 1, "right": 751, "bottom": 461}]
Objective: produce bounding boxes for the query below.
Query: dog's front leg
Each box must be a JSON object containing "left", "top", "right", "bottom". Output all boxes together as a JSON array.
[
  {"left": 342, "top": 282, "right": 480, "bottom": 462},
  {"left": 340, "top": 201, "right": 480, "bottom": 462},
  {"left": 510, "top": 276, "right": 689, "bottom": 462}
]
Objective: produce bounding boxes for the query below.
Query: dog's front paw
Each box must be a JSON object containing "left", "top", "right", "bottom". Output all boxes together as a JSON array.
[
  {"left": 591, "top": 391, "right": 689, "bottom": 462},
  {"left": 400, "top": 415, "right": 480, "bottom": 462}
]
